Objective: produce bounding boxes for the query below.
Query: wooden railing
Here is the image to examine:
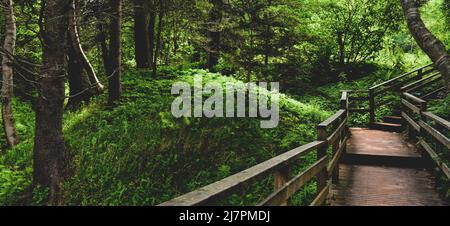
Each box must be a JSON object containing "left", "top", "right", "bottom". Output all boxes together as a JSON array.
[
  {"left": 401, "top": 91, "right": 450, "bottom": 180},
  {"left": 159, "top": 92, "right": 350, "bottom": 206},
  {"left": 368, "top": 63, "right": 440, "bottom": 124}
]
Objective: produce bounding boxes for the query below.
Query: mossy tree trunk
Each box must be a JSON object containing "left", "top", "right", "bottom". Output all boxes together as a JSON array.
[
  {"left": 33, "top": 0, "right": 71, "bottom": 204},
  {"left": 401, "top": 0, "right": 450, "bottom": 90}
]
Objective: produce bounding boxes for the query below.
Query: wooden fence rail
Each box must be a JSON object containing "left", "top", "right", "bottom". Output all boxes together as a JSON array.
[
  {"left": 159, "top": 92, "right": 350, "bottom": 206},
  {"left": 368, "top": 63, "right": 437, "bottom": 124},
  {"left": 401, "top": 91, "right": 450, "bottom": 181}
]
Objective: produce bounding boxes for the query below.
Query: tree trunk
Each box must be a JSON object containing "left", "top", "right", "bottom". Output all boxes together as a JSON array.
[
  {"left": 152, "top": 0, "right": 164, "bottom": 76},
  {"left": 33, "top": 0, "right": 70, "bottom": 204},
  {"left": 148, "top": 4, "right": 156, "bottom": 70},
  {"left": 108, "top": 0, "right": 122, "bottom": 104},
  {"left": 401, "top": 0, "right": 450, "bottom": 89},
  {"left": 206, "top": 0, "right": 222, "bottom": 71},
  {"left": 97, "top": 23, "right": 110, "bottom": 76},
  {"left": 68, "top": 0, "right": 104, "bottom": 93},
  {"left": 66, "top": 43, "right": 89, "bottom": 111},
  {"left": 337, "top": 32, "right": 346, "bottom": 70},
  {"left": 134, "top": 0, "right": 150, "bottom": 68},
  {"left": 1, "top": 0, "right": 19, "bottom": 147}
]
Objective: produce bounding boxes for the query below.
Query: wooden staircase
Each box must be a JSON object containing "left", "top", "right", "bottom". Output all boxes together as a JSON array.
[
  {"left": 371, "top": 114, "right": 403, "bottom": 132},
  {"left": 367, "top": 63, "right": 445, "bottom": 133}
]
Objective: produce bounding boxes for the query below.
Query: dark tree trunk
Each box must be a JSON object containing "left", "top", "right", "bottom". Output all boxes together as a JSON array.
[
  {"left": 148, "top": 5, "right": 156, "bottom": 70},
  {"left": 98, "top": 23, "right": 110, "bottom": 76},
  {"left": 337, "top": 32, "right": 346, "bottom": 70},
  {"left": 152, "top": 0, "right": 164, "bottom": 76},
  {"left": 1, "top": 0, "right": 19, "bottom": 147},
  {"left": 264, "top": 0, "right": 272, "bottom": 67},
  {"left": 401, "top": 0, "right": 450, "bottom": 89},
  {"left": 108, "top": 0, "right": 122, "bottom": 104},
  {"left": 206, "top": 0, "right": 222, "bottom": 71},
  {"left": 33, "top": 0, "right": 71, "bottom": 204},
  {"left": 68, "top": 0, "right": 104, "bottom": 93},
  {"left": 134, "top": 0, "right": 150, "bottom": 68},
  {"left": 66, "top": 44, "right": 90, "bottom": 111}
]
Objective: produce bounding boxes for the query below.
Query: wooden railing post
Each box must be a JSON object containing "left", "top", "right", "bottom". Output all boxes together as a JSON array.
[
  {"left": 369, "top": 88, "right": 375, "bottom": 124},
  {"left": 331, "top": 138, "right": 340, "bottom": 183},
  {"left": 417, "top": 68, "right": 423, "bottom": 80},
  {"left": 316, "top": 125, "right": 328, "bottom": 194},
  {"left": 274, "top": 166, "right": 291, "bottom": 206},
  {"left": 419, "top": 100, "right": 428, "bottom": 140},
  {"left": 401, "top": 94, "right": 412, "bottom": 139},
  {"left": 340, "top": 91, "right": 349, "bottom": 119}
]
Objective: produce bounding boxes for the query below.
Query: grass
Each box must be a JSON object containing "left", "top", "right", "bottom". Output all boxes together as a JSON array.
[{"left": 0, "top": 69, "right": 332, "bottom": 205}]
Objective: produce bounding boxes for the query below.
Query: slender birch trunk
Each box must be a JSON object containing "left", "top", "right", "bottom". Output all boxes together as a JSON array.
[{"left": 1, "top": 0, "right": 19, "bottom": 147}]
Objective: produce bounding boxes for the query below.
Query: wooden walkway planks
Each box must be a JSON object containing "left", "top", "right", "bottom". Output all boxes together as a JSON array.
[
  {"left": 332, "top": 128, "right": 447, "bottom": 206},
  {"left": 332, "top": 164, "right": 446, "bottom": 206},
  {"left": 346, "top": 128, "right": 420, "bottom": 158}
]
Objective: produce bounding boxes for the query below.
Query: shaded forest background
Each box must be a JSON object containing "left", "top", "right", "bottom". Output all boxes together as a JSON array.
[{"left": 0, "top": 0, "right": 449, "bottom": 205}]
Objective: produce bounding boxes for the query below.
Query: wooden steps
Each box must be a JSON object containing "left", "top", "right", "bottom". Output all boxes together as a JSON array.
[
  {"left": 370, "top": 122, "right": 403, "bottom": 133},
  {"left": 342, "top": 127, "right": 425, "bottom": 169},
  {"left": 383, "top": 116, "right": 402, "bottom": 124}
]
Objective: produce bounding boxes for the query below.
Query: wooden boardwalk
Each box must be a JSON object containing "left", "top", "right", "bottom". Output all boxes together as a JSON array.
[{"left": 332, "top": 128, "right": 447, "bottom": 206}]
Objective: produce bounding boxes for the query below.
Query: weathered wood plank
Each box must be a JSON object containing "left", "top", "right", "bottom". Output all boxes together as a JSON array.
[
  {"left": 318, "top": 110, "right": 346, "bottom": 129},
  {"left": 422, "top": 112, "right": 450, "bottom": 131},
  {"left": 419, "top": 121, "right": 450, "bottom": 149},
  {"left": 402, "top": 112, "right": 420, "bottom": 132},
  {"left": 340, "top": 91, "right": 349, "bottom": 111},
  {"left": 273, "top": 166, "right": 291, "bottom": 206},
  {"left": 327, "top": 119, "right": 347, "bottom": 145},
  {"left": 259, "top": 156, "right": 328, "bottom": 206},
  {"left": 327, "top": 135, "right": 348, "bottom": 174},
  {"left": 402, "top": 99, "right": 421, "bottom": 114},
  {"left": 420, "top": 140, "right": 450, "bottom": 179},
  {"left": 370, "top": 63, "right": 434, "bottom": 90},
  {"left": 159, "top": 141, "right": 324, "bottom": 206},
  {"left": 421, "top": 87, "right": 446, "bottom": 100},
  {"left": 400, "top": 72, "right": 440, "bottom": 91},
  {"left": 340, "top": 91, "right": 348, "bottom": 102},
  {"left": 403, "top": 92, "right": 426, "bottom": 104},
  {"left": 407, "top": 76, "right": 443, "bottom": 93},
  {"left": 310, "top": 184, "right": 330, "bottom": 206}
]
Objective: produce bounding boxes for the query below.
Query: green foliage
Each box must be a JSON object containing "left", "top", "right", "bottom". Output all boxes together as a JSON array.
[
  {"left": 312, "top": 0, "right": 402, "bottom": 67},
  {"left": 0, "top": 69, "right": 331, "bottom": 205},
  {"left": 429, "top": 95, "right": 450, "bottom": 120},
  {"left": 0, "top": 165, "right": 31, "bottom": 205},
  {"left": 443, "top": 0, "right": 450, "bottom": 28}
]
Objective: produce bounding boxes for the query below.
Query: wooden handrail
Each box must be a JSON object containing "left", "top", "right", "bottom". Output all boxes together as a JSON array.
[
  {"left": 422, "top": 112, "right": 450, "bottom": 130},
  {"left": 318, "top": 110, "right": 346, "bottom": 129},
  {"left": 370, "top": 63, "right": 434, "bottom": 90},
  {"left": 403, "top": 92, "right": 427, "bottom": 104},
  {"left": 400, "top": 72, "right": 441, "bottom": 91},
  {"left": 159, "top": 140, "right": 324, "bottom": 206},
  {"left": 259, "top": 156, "right": 328, "bottom": 206},
  {"left": 419, "top": 121, "right": 450, "bottom": 149},
  {"left": 366, "top": 64, "right": 439, "bottom": 125},
  {"left": 401, "top": 90, "right": 450, "bottom": 181}
]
